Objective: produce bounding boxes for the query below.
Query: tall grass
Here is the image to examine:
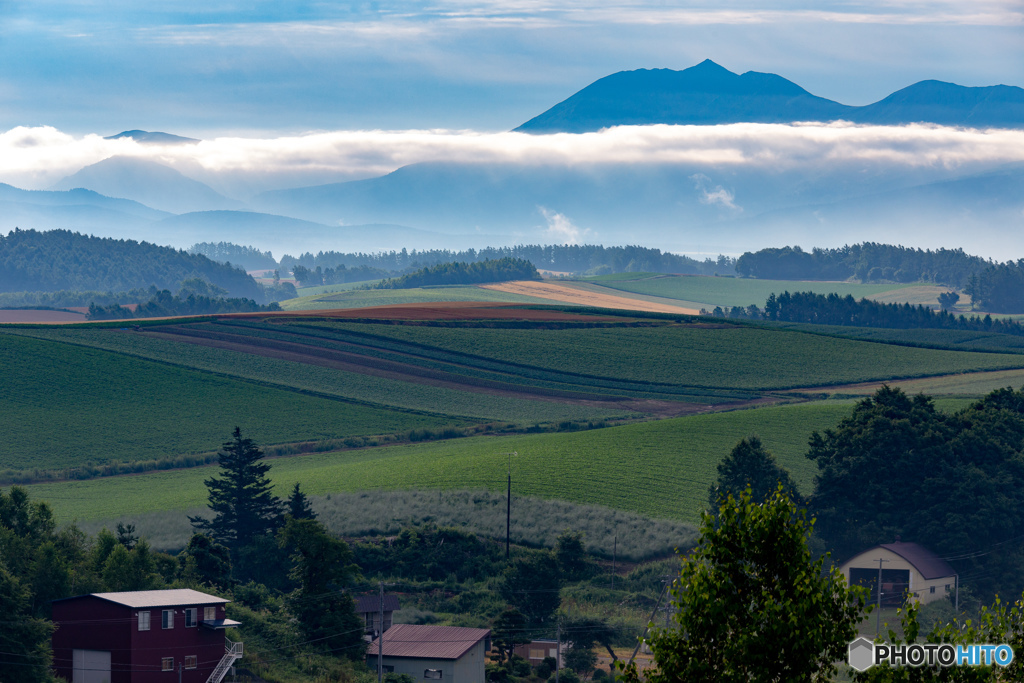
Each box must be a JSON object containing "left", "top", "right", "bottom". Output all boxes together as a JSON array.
[{"left": 79, "top": 489, "right": 697, "bottom": 562}]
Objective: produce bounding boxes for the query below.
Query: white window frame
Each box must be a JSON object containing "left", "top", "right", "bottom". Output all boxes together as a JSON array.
[
  {"left": 185, "top": 608, "right": 198, "bottom": 628},
  {"left": 424, "top": 669, "right": 443, "bottom": 679},
  {"left": 162, "top": 610, "right": 174, "bottom": 629},
  {"left": 138, "top": 611, "right": 150, "bottom": 631},
  {"left": 185, "top": 655, "right": 197, "bottom": 670},
  {"left": 162, "top": 657, "right": 174, "bottom": 672}
]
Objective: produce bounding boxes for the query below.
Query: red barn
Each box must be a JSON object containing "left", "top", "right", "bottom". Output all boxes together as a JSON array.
[{"left": 52, "top": 589, "right": 242, "bottom": 683}]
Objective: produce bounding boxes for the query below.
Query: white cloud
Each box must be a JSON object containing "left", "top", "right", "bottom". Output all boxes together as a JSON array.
[
  {"left": 1, "top": 122, "right": 1023, "bottom": 193},
  {"left": 538, "top": 207, "right": 587, "bottom": 245},
  {"left": 691, "top": 173, "right": 741, "bottom": 211}
]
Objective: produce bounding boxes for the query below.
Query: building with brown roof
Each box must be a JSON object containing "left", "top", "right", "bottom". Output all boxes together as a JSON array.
[
  {"left": 355, "top": 594, "right": 401, "bottom": 636},
  {"left": 366, "top": 623, "right": 491, "bottom": 683},
  {"left": 840, "top": 540, "right": 957, "bottom": 606}
]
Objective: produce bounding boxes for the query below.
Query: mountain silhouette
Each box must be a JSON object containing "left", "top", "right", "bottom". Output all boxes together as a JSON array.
[
  {"left": 516, "top": 60, "right": 1024, "bottom": 132},
  {"left": 50, "top": 156, "right": 239, "bottom": 214},
  {"left": 104, "top": 130, "right": 200, "bottom": 144}
]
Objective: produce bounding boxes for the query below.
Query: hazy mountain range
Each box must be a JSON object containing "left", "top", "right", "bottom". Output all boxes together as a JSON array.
[{"left": 3, "top": 60, "right": 1021, "bottom": 259}]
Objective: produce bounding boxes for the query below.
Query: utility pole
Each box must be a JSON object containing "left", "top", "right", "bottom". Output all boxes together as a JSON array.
[
  {"left": 556, "top": 619, "right": 561, "bottom": 683},
  {"left": 505, "top": 452, "right": 516, "bottom": 559},
  {"left": 955, "top": 574, "right": 959, "bottom": 613},
  {"left": 611, "top": 534, "right": 617, "bottom": 590},
  {"left": 875, "top": 558, "right": 890, "bottom": 636},
  {"left": 627, "top": 581, "right": 671, "bottom": 668},
  {"left": 378, "top": 582, "right": 385, "bottom": 683}
]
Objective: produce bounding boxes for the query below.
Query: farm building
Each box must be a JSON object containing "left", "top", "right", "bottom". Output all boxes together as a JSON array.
[
  {"left": 512, "top": 639, "right": 561, "bottom": 667},
  {"left": 355, "top": 594, "right": 401, "bottom": 636},
  {"left": 366, "top": 623, "right": 491, "bottom": 683},
  {"left": 840, "top": 540, "right": 956, "bottom": 606},
  {"left": 52, "top": 588, "right": 242, "bottom": 683}
]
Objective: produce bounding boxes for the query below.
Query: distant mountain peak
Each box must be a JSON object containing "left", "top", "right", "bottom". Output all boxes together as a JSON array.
[
  {"left": 515, "top": 61, "right": 1024, "bottom": 132},
  {"left": 104, "top": 130, "right": 200, "bottom": 145}
]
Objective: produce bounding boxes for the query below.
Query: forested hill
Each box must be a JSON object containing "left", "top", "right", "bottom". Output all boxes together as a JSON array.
[
  {"left": 735, "top": 244, "right": 991, "bottom": 287},
  {"left": 372, "top": 257, "right": 541, "bottom": 289},
  {"left": 0, "top": 229, "right": 263, "bottom": 299}
]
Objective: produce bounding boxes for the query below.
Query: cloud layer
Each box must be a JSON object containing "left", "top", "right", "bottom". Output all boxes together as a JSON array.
[{"left": 2, "top": 123, "right": 1023, "bottom": 195}]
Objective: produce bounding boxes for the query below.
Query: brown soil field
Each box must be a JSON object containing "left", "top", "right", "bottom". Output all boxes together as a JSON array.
[
  {"left": 225, "top": 301, "right": 626, "bottom": 322},
  {"left": 480, "top": 281, "right": 701, "bottom": 315},
  {"left": 0, "top": 309, "right": 87, "bottom": 323}
]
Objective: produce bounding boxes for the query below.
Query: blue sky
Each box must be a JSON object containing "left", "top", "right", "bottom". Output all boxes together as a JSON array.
[{"left": 1, "top": 0, "right": 1021, "bottom": 136}]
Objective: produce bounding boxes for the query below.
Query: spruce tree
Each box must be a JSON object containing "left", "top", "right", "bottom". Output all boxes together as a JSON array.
[
  {"left": 190, "top": 427, "right": 282, "bottom": 551},
  {"left": 286, "top": 482, "right": 316, "bottom": 520}
]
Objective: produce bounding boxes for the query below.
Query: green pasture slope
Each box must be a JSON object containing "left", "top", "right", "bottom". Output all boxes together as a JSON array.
[
  {"left": 584, "top": 273, "right": 919, "bottom": 309},
  {"left": 28, "top": 400, "right": 860, "bottom": 526},
  {"left": 304, "top": 320, "right": 1024, "bottom": 391},
  {"left": 0, "top": 332, "right": 461, "bottom": 472}
]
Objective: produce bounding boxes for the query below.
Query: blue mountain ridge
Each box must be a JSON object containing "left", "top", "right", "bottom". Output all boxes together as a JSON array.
[{"left": 515, "top": 59, "right": 1024, "bottom": 132}]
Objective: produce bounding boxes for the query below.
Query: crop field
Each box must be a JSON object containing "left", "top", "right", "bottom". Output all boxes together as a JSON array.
[
  {"left": 3, "top": 327, "right": 624, "bottom": 424},
  {"left": 792, "top": 369, "right": 1024, "bottom": 398},
  {"left": 584, "top": 273, "right": 919, "bottom": 309},
  {"left": 281, "top": 285, "right": 557, "bottom": 311},
  {"left": 0, "top": 332, "right": 463, "bottom": 472},
  {"left": 774, "top": 323, "right": 1024, "bottom": 355},
  {"left": 27, "top": 400, "right": 860, "bottom": 526},
  {"left": 302, "top": 320, "right": 1024, "bottom": 390}
]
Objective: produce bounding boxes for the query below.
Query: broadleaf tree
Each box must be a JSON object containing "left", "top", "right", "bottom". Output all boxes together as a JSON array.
[{"left": 621, "top": 486, "right": 866, "bottom": 683}]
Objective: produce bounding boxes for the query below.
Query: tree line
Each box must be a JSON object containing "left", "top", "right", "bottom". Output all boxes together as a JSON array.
[
  {"left": 705, "top": 290, "right": 1024, "bottom": 336},
  {"left": 280, "top": 244, "right": 735, "bottom": 277},
  {"left": 86, "top": 289, "right": 281, "bottom": 320},
  {"left": 735, "top": 243, "right": 991, "bottom": 287},
  {"left": 188, "top": 242, "right": 278, "bottom": 271},
  {"left": 370, "top": 257, "right": 542, "bottom": 289}
]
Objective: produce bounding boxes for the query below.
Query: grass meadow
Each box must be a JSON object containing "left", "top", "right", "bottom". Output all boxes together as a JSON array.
[
  {"left": 79, "top": 489, "right": 699, "bottom": 560},
  {"left": 27, "top": 400, "right": 861, "bottom": 526},
  {"left": 583, "top": 273, "right": 918, "bottom": 309}
]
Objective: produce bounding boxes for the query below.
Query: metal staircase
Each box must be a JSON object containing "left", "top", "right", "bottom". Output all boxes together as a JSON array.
[{"left": 206, "top": 640, "right": 243, "bottom": 683}]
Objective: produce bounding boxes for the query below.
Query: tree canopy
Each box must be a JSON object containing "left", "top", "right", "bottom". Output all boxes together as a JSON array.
[
  {"left": 808, "top": 385, "right": 1024, "bottom": 600},
  {"left": 623, "top": 486, "right": 864, "bottom": 683},
  {"left": 708, "top": 435, "right": 801, "bottom": 509}
]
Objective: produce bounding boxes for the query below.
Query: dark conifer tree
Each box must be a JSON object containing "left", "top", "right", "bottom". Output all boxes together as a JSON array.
[
  {"left": 708, "top": 436, "right": 801, "bottom": 509},
  {"left": 286, "top": 482, "right": 316, "bottom": 520},
  {"left": 190, "top": 428, "right": 282, "bottom": 551}
]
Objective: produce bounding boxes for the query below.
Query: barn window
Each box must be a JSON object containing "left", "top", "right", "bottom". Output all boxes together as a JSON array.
[
  {"left": 185, "top": 608, "right": 198, "bottom": 627},
  {"left": 162, "top": 610, "right": 174, "bottom": 629},
  {"left": 930, "top": 586, "right": 936, "bottom": 594},
  {"left": 138, "top": 611, "right": 150, "bottom": 631},
  {"left": 162, "top": 657, "right": 174, "bottom": 671},
  {"left": 424, "top": 669, "right": 443, "bottom": 679},
  {"left": 204, "top": 606, "right": 217, "bottom": 621},
  {"left": 185, "top": 656, "right": 197, "bottom": 669}
]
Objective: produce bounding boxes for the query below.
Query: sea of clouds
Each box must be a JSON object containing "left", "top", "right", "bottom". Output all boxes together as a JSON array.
[{"left": 2, "top": 122, "right": 1022, "bottom": 198}]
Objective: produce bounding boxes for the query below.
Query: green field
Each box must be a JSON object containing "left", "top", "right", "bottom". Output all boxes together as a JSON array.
[
  {"left": 0, "top": 332, "right": 461, "bottom": 472},
  {"left": 27, "top": 400, "right": 861, "bottom": 525},
  {"left": 281, "top": 285, "right": 558, "bottom": 311},
  {"left": 305, "top": 320, "right": 1024, "bottom": 390},
  {"left": 774, "top": 323, "right": 1024, "bottom": 355},
  {"left": 584, "top": 273, "right": 920, "bottom": 309},
  {"left": 3, "top": 327, "right": 622, "bottom": 424}
]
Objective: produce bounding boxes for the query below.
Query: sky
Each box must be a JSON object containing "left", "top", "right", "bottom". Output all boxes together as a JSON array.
[{"left": 1, "top": 0, "right": 1022, "bottom": 136}]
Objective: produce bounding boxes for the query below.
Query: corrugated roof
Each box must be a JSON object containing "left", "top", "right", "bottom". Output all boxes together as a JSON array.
[
  {"left": 355, "top": 595, "right": 401, "bottom": 613},
  {"left": 878, "top": 542, "right": 956, "bottom": 580},
  {"left": 367, "top": 624, "right": 490, "bottom": 660},
  {"left": 84, "top": 589, "right": 229, "bottom": 608}
]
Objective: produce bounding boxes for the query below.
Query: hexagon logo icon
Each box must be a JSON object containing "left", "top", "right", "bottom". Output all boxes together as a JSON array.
[{"left": 848, "top": 637, "right": 875, "bottom": 672}]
